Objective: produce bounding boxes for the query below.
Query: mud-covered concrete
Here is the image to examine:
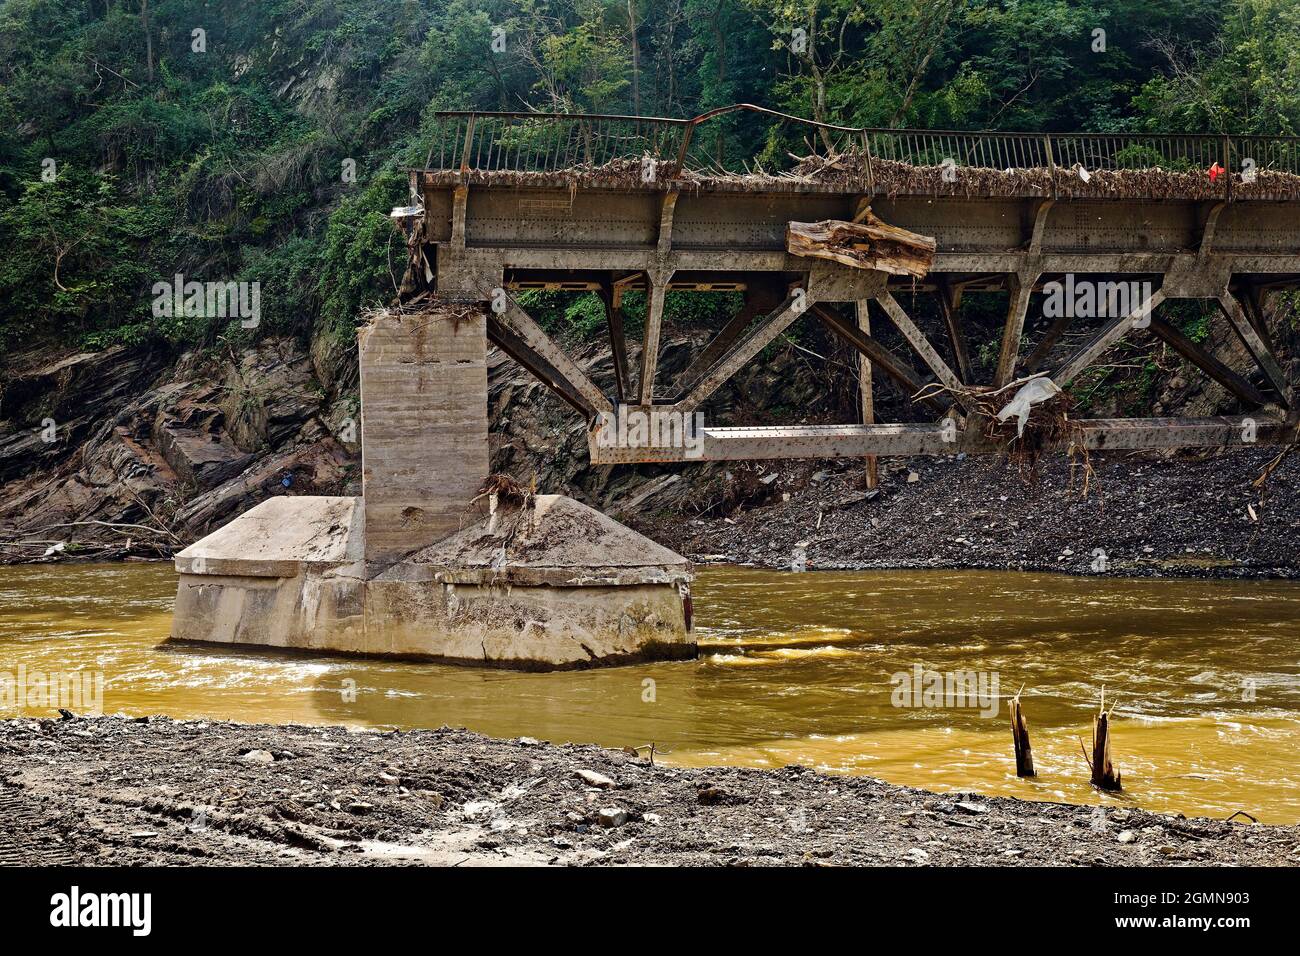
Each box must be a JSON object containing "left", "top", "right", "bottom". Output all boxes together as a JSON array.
[{"left": 2, "top": 716, "right": 1296, "bottom": 867}]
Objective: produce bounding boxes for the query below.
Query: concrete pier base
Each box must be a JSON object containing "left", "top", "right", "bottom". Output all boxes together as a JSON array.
[
  {"left": 170, "top": 301, "right": 694, "bottom": 669},
  {"left": 172, "top": 493, "right": 694, "bottom": 668}
]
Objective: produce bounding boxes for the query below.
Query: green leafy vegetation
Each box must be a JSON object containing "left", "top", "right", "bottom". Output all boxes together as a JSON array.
[{"left": 1, "top": 0, "right": 1295, "bottom": 358}]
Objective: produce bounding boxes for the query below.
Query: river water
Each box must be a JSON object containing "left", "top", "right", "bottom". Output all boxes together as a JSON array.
[{"left": 2, "top": 562, "right": 1297, "bottom": 822}]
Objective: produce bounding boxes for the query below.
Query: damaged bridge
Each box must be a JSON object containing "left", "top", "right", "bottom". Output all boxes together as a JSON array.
[
  {"left": 404, "top": 104, "right": 1300, "bottom": 465},
  {"left": 170, "top": 106, "right": 1300, "bottom": 670}
]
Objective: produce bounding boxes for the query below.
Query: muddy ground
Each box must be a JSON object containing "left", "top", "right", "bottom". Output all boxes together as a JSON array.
[
  {"left": 2, "top": 715, "right": 1296, "bottom": 867},
  {"left": 637, "top": 446, "right": 1300, "bottom": 578}
]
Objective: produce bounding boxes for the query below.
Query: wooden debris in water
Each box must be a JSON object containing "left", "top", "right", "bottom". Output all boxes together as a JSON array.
[
  {"left": 1081, "top": 688, "right": 1123, "bottom": 792},
  {"left": 786, "top": 212, "right": 935, "bottom": 278},
  {"left": 1009, "top": 687, "right": 1035, "bottom": 778}
]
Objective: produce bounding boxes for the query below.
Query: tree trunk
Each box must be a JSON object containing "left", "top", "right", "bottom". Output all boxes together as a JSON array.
[{"left": 787, "top": 212, "right": 936, "bottom": 278}]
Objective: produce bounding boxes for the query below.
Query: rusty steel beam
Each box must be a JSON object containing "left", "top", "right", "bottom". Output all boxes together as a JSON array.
[
  {"left": 877, "top": 293, "right": 964, "bottom": 393},
  {"left": 638, "top": 268, "right": 673, "bottom": 404},
  {"left": 1081, "top": 416, "right": 1290, "bottom": 451},
  {"left": 994, "top": 273, "right": 1036, "bottom": 387},
  {"left": 1240, "top": 285, "right": 1276, "bottom": 356},
  {"left": 674, "top": 293, "right": 806, "bottom": 414},
  {"left": 1022, "top": 311, "right": 1075, "bottom": 373},
  {"left": 492, "top": 291, "right": 614, "bottom": 415},
  {"left": 597, "top": 278, "right": 632, "bottom": 405},
  {"left": 586, "top": 415, "right": 1290, "bottom": 464},
  {"left": 671, "top": 283, "right": 782, "bottom": 400},
  {"left": 1219, "top": 293, "right": 1293, "bottom": 406},
  {"left": 935, "top": 279, "right": 973, "bottom": 384},
  {"left": 814, "top": 304, "right": 950, "bottom": 412},
  {"left": 487, "top": 316, "right": 597, "bottom": 419},
  {"left": 1053, "top": 289, "right": 1166, "bottom": 388},
  {"left": 1147, "top": 315, "right": 1268, "bottom": 408}
]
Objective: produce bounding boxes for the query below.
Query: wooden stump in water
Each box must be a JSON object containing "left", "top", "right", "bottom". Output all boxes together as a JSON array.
[
  {"left": 1009, "top": 689, "right": 1035, "bottom": 777},
  {"left": 1082, "top": 689, "right": 1122, "bottom": 792}
]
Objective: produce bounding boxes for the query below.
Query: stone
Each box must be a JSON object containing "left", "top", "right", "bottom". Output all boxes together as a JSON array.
[
  {"left": 240, "top": 749, "right": 274, "bottom": 764},
  {"left": 597, "top": 807, "right": 628, "bottom": 828},
  {"left": 1117, "top": 830, "right": 1136, "bottom": 843},
  {"left": 575, "top": 769, "right": 616, "bottom": 789}
]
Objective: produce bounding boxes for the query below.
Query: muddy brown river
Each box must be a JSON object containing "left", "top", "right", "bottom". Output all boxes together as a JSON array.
[{"left": 2, "top": 562, "right": 1298, "bottom": 822}]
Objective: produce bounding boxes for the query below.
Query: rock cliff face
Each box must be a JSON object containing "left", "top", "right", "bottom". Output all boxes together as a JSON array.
[{"left": 0, "top": 339, "right": 356, "bottom": 562}]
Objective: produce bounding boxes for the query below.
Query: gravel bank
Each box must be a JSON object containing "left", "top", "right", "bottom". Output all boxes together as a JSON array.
[
  {"left": 2, "top": 716, "right": 1296, "bottom": 867},
  {"left": 638, "top": 446, "right": 1300, "bottom": 578}
]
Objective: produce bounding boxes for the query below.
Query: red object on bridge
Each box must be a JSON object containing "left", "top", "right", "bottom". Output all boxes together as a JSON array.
[{"left": 1208, "top": 162, "right": 1225, "bottom": 182}]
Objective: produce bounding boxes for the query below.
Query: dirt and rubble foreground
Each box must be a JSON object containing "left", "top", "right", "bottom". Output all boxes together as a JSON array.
[{"left": 1, "top": 715, "right": 1296, "bottom": 867}]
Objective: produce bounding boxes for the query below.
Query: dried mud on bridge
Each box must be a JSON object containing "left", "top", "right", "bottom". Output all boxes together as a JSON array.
[{"left": 2, "top": 716, "right": 1297, "bottom": 867}]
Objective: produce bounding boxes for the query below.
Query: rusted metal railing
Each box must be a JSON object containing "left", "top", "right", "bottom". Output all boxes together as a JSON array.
[{"left": 427, "top": 104, "right": 1300, "bottom": 185}]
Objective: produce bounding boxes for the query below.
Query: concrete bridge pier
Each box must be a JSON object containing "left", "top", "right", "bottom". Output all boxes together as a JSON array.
[
  {"left": 169, "top": 297, "right": 696, "bottom": 669},
  {"left": 357, "top": 298, "right": 490, "bottom": 572}
]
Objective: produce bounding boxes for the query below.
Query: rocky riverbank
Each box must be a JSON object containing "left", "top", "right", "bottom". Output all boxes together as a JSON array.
[
  {"left": 1, "top": 715, "right": 1296, "bottom": 867},
  {"left": 636, "top": 445, "right": 1300, "bottom": 579}
]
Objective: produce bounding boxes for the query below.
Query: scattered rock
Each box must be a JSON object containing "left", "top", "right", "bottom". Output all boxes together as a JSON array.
[{"left": 575, "top": 769, "right": 616, "bottom": 789}]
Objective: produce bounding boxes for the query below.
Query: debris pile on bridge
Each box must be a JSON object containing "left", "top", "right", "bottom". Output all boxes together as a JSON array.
[
  {"left": 791, "top": 153, "right": 1300, "bottom": 201},
  {"left": 422, "top": 150, "right": 1300, "bottom": 200}
]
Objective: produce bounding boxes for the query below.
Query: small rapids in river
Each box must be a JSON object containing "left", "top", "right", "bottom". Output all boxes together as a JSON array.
[{"left": 2, "top": 563, "right": 1298, "bottom": 822}]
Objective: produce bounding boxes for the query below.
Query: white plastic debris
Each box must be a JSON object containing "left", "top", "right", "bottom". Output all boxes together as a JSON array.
[
  {"left": 790, "top": 543, "right": 808, "bottom": 573},
  {"left": 995, "top": 376, "right": 1062, "bottom": 437},
  {"left": 1076, "top": 164, "right": 1092, "bottom": 182}
]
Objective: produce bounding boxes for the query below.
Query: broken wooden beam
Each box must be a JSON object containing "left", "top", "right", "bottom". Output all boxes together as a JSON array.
[
  {"left": 1083, "top": 689, "right": 1122, "bottom": 792},
  {"left": 787, "top": 212, "right": 935, "bottom": 278},
  {"left": 1009, "top": 688, "right": 1035, "bottom": 778}
]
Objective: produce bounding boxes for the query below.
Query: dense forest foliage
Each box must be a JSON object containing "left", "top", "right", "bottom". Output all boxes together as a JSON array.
[{"left": 1, "top": 0, "right": 1297, "bottom": 358}]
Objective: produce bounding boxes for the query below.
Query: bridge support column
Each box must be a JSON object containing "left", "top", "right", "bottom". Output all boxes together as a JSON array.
[
  {"left": 359, "top": 299, "right": 490, "bottom": 570},
  {"left": 855, "top": 300, "right": 879, "bottom": 489},
  {"left": 639, "top": 267, "right": 674, "bottom": 404},
  {"left": 994, "top": 272, "right": 1038, "bottom": 387}
]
